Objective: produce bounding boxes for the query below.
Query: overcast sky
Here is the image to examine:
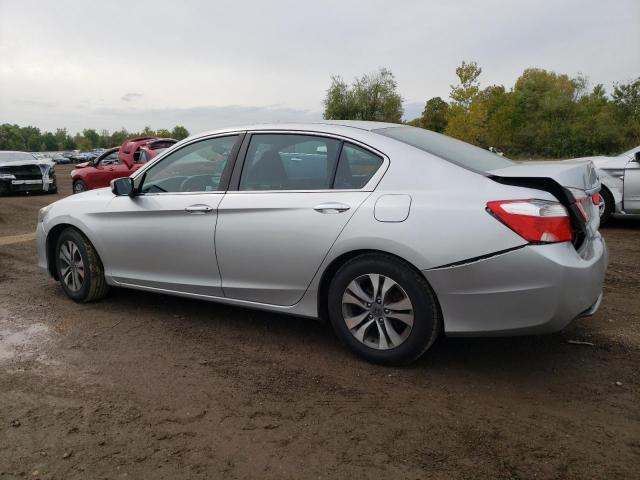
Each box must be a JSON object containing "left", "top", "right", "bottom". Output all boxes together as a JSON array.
[{"left": 1, "top": 0, "right": 639, "bottom": 135}]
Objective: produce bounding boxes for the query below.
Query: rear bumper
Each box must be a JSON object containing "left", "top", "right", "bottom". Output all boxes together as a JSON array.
[{"left": 423, "top": 234, "right": 608, "bottom": 336}]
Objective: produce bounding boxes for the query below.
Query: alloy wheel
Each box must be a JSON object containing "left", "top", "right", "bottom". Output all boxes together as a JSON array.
[
  {"left": 59, "top": 240, "right": 85, "bottom": 292},
  {"left": 74, "top": 182, "right": 85, "bottom": 193},
  {"left": 341, "top": 273, "right": 414, "bottom": 350}
]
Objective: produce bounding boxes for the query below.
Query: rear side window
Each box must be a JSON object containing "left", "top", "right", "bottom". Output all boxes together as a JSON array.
[
  {"left": 334, "top": 143, "right": 383, "bottom": 189},
  {"left": 240, "top": 134, "right": 341, "bottom": 191},
  {"left": 374, "top": 126, "right": 513, "bottom": 173}
]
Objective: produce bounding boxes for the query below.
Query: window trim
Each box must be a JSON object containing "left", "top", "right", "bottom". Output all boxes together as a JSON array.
[
  {"left": 228, "top": 130, "right": 388, "bottom": 193},
  {"left": 129, "top": 132, "right": 245, "bottom": 196}
]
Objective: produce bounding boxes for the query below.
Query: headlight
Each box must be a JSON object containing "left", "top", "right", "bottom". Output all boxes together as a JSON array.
[
  {"left": 0, "top": 173, "right": 16, "bottom": 180},
  {"left": 38, "top": 205, "right": 51, "bottom": 223}
]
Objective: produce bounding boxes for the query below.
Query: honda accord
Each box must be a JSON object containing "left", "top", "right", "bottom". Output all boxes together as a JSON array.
[{"left": 36, "top": 122, "right": 607, "bottom": 364}]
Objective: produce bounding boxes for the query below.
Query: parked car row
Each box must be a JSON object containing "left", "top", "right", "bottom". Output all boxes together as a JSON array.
[
  {"left": 70, "top": 137, "right": 177, "bottom": 192},
  {"left": 36, "top": 121, "right": 608, "bottom": 365}
]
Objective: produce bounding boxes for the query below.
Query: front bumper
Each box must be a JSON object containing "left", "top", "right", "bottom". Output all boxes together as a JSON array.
[
  {"left": 36, "top": 222, "right": 49, "bottom": 274},
  {"left": 0, "top": 176, "right": 56, "bottom": 193},
  {"left": 423, "top": 234, "right": 608, "bottom": 336}
]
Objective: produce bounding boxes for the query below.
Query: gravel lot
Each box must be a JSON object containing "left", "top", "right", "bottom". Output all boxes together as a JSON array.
[{"left": 1, "top": 165, "right": 638, "bottom": 479}]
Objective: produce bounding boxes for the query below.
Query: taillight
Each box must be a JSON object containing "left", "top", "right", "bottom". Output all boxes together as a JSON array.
[
  {"left": 567, "top": 188, "right": 590, "bottom": 222},
  {"left": 486, "top": 199, "right": 573, "bottom": 243}
]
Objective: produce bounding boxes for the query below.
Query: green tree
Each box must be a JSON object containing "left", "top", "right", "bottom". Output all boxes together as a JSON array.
[
  {"left": 509, "top": 68, "right": 579, "bottom": 157},
  {"left": 449, "top": 61, "right": 482, "bottom": 109},
  {"left": 171, "top": 125, "right": 189, "bottom": 140},
  {"left": 445, "top": 61, "right": 484, "bottom": 143},
  {"left": 323, "top": 68, "right": 403, "bottom": 122},
  {"left": 156, "top": 128, "right": 172, "bottom": 138},
  {"left": 82, "top": 129, "right": 100, "bottom": 148},
  {"left": 418, "top": 97, "right": 449, "bottom": 133},
  {"left": 0, "top": 124, "right": 25, "bottom": 150}
]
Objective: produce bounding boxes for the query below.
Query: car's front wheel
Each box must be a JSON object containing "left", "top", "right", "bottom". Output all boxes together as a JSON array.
[
  {"left": 328, "top": 253, "right": 441, "bottom": 365},
  {"left": 73, "top": 180, "right": 87, "bottom": 194},
  {"left": 55, "top": 228, "right": 109, "bottom": 302}
]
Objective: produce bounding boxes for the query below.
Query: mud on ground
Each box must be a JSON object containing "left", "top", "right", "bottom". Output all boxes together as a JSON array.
[{"left": 0, "top": 165, "right": 638, "bottom": 479}]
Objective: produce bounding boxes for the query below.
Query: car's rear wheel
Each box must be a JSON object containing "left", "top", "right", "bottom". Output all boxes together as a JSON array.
[
  {"left": 328, "top": 253, "right": 441, "bottom": 365},
  {"left": 55, "top": 228, "right": 109, "bottom": 302},
  {"left": 73, "top": 180, "right": 87, "bottom": 194},
  {"left": 599, "top": 187, "right": 614, "bottom": 225}
]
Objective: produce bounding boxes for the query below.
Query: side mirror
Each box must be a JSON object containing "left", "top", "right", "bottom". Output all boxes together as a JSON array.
[
  {"left": 635, "top": 151, "right": 640, "bottom": 163},
  {"left": 111, "top": 177, "right": 135, "bottom": 197}
]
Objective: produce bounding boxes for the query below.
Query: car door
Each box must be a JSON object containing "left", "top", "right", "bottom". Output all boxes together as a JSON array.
[
  {"left": 89, "top": 151, "right": 118, "bottom": 187},
  {"left": 98, "top": 134, "right": 243, "bottom": 296},
  {"left": 215, "top": 132, "right": 386, "bottom": 306},
  {"left": 623, "top": 155, "right": 640, "bottom": 212}
]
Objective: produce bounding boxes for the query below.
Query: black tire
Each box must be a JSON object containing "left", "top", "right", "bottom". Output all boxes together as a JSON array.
[
  {"left": 599, "top": 187, "right": 614, "bottom": 225},
  {"left": 73, "top": 180, "right": 87, "bottom": 194},
  {"left": 55, "top": 228, "right": 109, "bottom": 303},
  {"left": 328, "top": 253, "right": 441, "bottom": 365}
]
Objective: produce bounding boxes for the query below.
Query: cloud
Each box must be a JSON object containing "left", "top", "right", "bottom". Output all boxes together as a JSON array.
[
  {"left": 1, "top": 0, "right": 639, "bottom": 131},
  {"left": 121, "top": 93, "right": 143, "bottom": 103}
]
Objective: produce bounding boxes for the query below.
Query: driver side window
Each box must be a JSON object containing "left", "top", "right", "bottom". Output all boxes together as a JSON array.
[
  {"left": 140, "top": 135, "right": 239, "bottom": 193},
  {"left": 99, "top": 151, "right": 119, "bottom": 166}
]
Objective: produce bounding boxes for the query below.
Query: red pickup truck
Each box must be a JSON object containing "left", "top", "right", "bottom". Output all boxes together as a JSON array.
[{"left": 71, "top": 137, "right": 177, "bottom": 193}]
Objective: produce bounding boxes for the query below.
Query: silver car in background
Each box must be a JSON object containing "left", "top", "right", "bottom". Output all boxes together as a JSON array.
[
  {"left": 569, "top": 146, "right": 640, "bottom": 223},
  {"left": 36, "top": 122, "right": 607, "bottom": 364}
]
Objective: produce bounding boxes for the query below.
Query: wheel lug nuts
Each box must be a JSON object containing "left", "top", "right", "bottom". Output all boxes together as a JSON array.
[
  {"left": 368, "top": 314, "right": 373, "bottom": 319},
  {"left": 376, "top": 298, "right": 381, "bottom": 304},
  {"left": 384, "top": 309, "right": 389, "bottom": 314},
  {"left": 366, "top": 303, "right": 371, "bottom": 307}
]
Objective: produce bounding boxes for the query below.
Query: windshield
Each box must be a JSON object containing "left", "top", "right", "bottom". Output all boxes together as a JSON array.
[
  {"left": 373, "top": 126, "right": 514, "bottom": 173},
  {"left": 618, "top": 145, "right": 640, "bottom": 158},
  {"left": 0, "top": 151, "right": 36, "bottom": 163}
]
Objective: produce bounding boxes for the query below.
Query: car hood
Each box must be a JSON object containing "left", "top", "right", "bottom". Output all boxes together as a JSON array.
[
  {"left": 488, "top": 160, "right": 600, "bottom": 192},
  {"left": 0, "top": 159, "right": 55, "bottom": 168}
]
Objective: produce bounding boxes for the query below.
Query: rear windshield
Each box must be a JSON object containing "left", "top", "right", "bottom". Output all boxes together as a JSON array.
[
  {"left": 373, "top": 126, "right": 513, "bottom": 173},
  {"left": 0, "top": 151, "right": 36, "bottom": 163}
]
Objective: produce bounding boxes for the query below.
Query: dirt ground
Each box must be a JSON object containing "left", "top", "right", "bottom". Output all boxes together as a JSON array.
[{"left": 0, "top": 165, "right": 638, "bottom": 479}]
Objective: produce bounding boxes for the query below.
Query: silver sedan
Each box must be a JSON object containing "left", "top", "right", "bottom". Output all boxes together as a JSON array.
[
  {"left": 568, "top": 146, "right": 640, "bottom": 223},
  {"left": 36, "top": 122, "right": 607, "bottom": 364}
]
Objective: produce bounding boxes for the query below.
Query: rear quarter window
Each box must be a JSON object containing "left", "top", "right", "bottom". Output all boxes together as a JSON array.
[{"left": 374, "top": 126, "right": 513, "bottom": 173}]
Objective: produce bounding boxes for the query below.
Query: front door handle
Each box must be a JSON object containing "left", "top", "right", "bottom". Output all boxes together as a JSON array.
[
  {"left": 313, "top": 202, "right": 351, "bottom": 214},
  {"left": 185, "top": 204, "right": 214, "bottom": 214}
]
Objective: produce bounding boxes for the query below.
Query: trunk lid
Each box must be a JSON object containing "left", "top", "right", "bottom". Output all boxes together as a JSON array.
[
  {"left": 488, "top": 160, "right": 600, "bottom": 193},
  {"left": 488, "top": 160, "right": 601, "bottom": 249}
]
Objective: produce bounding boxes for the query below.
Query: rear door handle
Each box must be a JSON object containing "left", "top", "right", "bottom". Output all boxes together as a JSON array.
[
  {"left": 313, "top": 202, "right": 351, "bottom": 214},
  {"left": 185, "top": 204, "right": 214, "bottom": 214}
]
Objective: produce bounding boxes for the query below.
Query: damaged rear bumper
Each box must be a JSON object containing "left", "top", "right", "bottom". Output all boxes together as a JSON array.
[{"left": 422, "top": 234, "right": 608, "bottom": 336}]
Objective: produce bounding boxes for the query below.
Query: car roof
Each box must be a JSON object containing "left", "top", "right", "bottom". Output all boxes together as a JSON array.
[{"left": 189, "top": 120, "right": 407, "bottom": 141}]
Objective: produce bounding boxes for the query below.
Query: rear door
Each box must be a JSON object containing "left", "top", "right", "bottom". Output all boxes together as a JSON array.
[{"left": 215, "top": 133, "right": 386, "bottom": 305}]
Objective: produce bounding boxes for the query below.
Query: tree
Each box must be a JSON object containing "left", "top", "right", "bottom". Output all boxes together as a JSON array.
[
  {"left": 82, "top": 129, "right": 100, "bottom": 148},
  {"left": 612, "top": 77, "right": 640, "bottom": 120},
  {"left": 449, "top": 61, "right": 482, "bottom": 109},
  {"left": 156, "top": 128, "right": 172, "bottom": 138},
  {"left": 418, "top": 97, "right": 449, "bottom": 133},
  {"left": 445, "top": 61, "right": 485, "bottom": 143},
  {"left": 171, "top": 125, "right": 189, "bottom": 140},
  {"left": 323, "top": 68, "right": 403, "bottom": 122},
  {"left": 509, "top": 68, "right": 580, "bottom": 157}
]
